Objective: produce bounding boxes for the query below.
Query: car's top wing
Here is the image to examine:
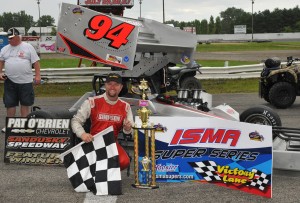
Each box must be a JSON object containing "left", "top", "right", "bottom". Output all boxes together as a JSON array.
[{"left": 56, "top": 3, "right": 138, "bottom": 70}]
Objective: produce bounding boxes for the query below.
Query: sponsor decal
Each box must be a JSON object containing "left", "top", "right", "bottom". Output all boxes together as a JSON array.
[
  {"left": 57, "top": 46, "right": 65, "bottom": 52},
  {"left": 218, "top": 165, "right": 255, "bottom": 183},
  {"left": 6, "top": 136, "right": 70, "bottom": 149},
  {"left": 98, "top": 113, "right": 121, "bottom": 122},
  {"left": 123, "top": 56, "right": 129, "bottom": 62},
  {"left": 41, "top": 43, "right": 55, "bottom": 51},
  {"left": 5, "top": 152, "right": 62, "bottom": 165},
  {"left": 7, "top": 118, "right": 70, "bottom": 129},
  {"left": 72, "top": 7, "right": 84, "bottom": 15},
  {"left": 137, "top": 117, "right": 272, "bottom": 198},
  {"left": 209, "top": 149, "right": 259, "bottom": 161},
  {"left": 155, "top": 148, "right": 207, "bottom": 160},
  {"left": 84, "top": 15, "right": 135, "bottom": 49},
  {"left": 170, "top": 128, "right": 241, "bottom": 147},
  {"left": 249, "top": 131, "right": 264, "bottom": 141},
  {"left": 4, "top": 118, "right": 73, "bottom": 165},
  {"left": 106, "top": 54, "right": 122, "bottom": 64},
  {"left": 180, "top": 55, "right": 191, "bottom": 65},
  {"left": 156, "top": 163, "right": 179, "bottom": 172},
  {"left": 153, "top": 123, "right": 167, "bottom": 132}
]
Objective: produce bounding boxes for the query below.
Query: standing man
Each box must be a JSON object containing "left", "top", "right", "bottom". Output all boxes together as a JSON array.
[
  {"left": 0, "top": 28, "right": 41, "bottom": 132},
  {"left": 71, "top": 73, "right": 134, "bottom": 170}
]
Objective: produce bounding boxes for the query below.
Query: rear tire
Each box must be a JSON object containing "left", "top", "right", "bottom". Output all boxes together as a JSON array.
[
  {"left": 240, "top": 105, "right": 281, "bottom": 140},
  {"left": 269, "top": 82, "right": 296, "bottom": 109},
  {"left": 180, "top": 77, "right": 202, "bottom": 89}
]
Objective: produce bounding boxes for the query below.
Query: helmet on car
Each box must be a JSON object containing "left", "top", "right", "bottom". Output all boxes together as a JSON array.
[{"left": 264, "top": 57, "right": 281, "bottom": 69}]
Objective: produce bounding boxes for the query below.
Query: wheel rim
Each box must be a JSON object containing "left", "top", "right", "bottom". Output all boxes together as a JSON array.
[{"left": 243, "top": 113, "right": 273, "bottom": 126}]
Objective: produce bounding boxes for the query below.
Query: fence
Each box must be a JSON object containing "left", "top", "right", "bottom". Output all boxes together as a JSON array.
[
  {"left": 10, "top": 61, "right": 297, "bottom": 83},
  {"left": 38, "top": 64, "right": 264, "bottom": 83}
]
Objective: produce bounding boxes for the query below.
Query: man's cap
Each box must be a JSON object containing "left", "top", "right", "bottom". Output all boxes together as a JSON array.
[
  {"left": 105, "top": 73, "right": 122, "bottom": 84},
  {"left": 7, "top": 28, "right": 20, "bottom": 39}
]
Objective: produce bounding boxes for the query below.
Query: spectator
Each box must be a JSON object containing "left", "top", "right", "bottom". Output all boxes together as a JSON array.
[
  {"left": 0, "top": 27, "right": 41, "bottom": 133},
  {"left": 71, "top": 73, "right": 134, "bottom": 170}
]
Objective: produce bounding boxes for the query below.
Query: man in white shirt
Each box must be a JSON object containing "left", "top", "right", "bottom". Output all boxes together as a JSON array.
[{"left": 0, "top": 28, "right": 41, "bottom": 132}]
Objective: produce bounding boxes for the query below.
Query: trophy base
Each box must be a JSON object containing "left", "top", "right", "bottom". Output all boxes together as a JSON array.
[{"left": 132, "top": 184, "right": 159, "bottom": 189}]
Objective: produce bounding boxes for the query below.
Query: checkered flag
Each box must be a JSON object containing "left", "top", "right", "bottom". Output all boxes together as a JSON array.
[
  {"left": 59, "top": 126, "right": 121, "bottom": 195},
  {"left": 246, "top": 169, "right": 270, "bottom": 191},
  {"left": 189, "top": 161, "right": 221, "bottom": 182}
]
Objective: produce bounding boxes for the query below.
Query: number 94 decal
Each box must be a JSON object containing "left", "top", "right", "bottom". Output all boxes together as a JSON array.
[{"left": 84, "top": 15, "right": 135, "bottom": 49}]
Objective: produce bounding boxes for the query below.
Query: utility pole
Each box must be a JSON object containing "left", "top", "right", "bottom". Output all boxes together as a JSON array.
[
  {"left": 163, "top": 0, "right": 165, "bottom": 23},
  {"left": 139, "top": 0, "right": 143, "bottom": 18},
  {"left": 37, "top": 0, "right": 41, "bottom": 37},
  {"left": 251, "top": 0, "right": 254, "bottom": 42}
]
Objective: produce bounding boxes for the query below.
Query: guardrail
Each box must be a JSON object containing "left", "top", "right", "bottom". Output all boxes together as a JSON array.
[
  {"left": 24, "top": 61, "right": 299, "bottom": 83},
  {"left": 38, "top": 64, "right": 264, "bottom": 83}
]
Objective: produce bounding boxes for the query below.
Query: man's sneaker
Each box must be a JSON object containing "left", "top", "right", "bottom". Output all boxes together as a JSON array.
[{"left": 1, "top": 127, "right": 5, "bottom": 133}]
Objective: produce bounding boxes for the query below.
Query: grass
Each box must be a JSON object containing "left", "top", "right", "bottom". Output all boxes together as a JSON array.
[
  {"left": 40, "top": 58, "right": 258, "bottom": 68},
  {"left": 197, "top": 60, "right": 257, "bottom": 67},
  {"left": 196, "top": 41, "right": 300, "bottom": 52},
  {"left": 40, "top": 58, "right": 103, "bottom": 69},
  {"left": 201, "top": 78, "right": 258, "bottom": 94}
]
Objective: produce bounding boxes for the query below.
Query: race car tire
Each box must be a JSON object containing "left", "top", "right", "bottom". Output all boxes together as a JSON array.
[
  {"left": 27, "top": 109, "right": 75, "bottom": 119},
  {"left": 27, "top": 110, "right": 56, "bottom": 118},
  {"left": 180, "top": 77, "right": 202, "bottom": 90},
  {"left": 240, "top": 105, "right": 281, "bottom": 140},
  {"left": 269, "top": 82, "right": 296, "bottom": 109}
]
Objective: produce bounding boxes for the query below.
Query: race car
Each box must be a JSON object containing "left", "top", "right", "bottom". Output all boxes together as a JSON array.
[{"left": 28, "top": 3, "right": 300, "bottom": 171}]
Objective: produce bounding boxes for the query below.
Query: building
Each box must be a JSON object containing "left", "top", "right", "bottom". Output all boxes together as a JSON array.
[{"left": 27, "top": 26, "right": 56, "bottom": 36}]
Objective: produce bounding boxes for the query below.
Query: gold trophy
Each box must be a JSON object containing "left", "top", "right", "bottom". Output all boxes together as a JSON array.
[{"left": 132, "top": 79, "right": 158, "bottom": 189}]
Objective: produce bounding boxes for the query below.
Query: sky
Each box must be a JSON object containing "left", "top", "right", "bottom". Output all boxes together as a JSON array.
[{"left": 0, "top": 0, "right": 299, "bottom": 25}]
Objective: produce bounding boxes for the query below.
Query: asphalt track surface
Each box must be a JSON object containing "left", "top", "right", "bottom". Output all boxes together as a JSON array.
[{"left": 1, "top": 93, "right": 300, "bottom": 203}]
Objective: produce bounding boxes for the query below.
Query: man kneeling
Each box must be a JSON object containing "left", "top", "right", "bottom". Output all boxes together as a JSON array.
[{"left": 71, "top": 73, "right": 133, "bottom": 170}]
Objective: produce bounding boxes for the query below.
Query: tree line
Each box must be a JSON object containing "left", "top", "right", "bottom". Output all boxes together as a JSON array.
[
  {"left": 0, "top": 10, "right": 55, "bottom": 35},
  {"left": 166, "top": 6, "right": 300, "bottom": 34},
  {"left": 0, "top": 6, "right": 299, "bottom": 35}
]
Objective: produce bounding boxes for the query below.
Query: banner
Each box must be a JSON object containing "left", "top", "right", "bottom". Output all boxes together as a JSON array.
[
  {"left": 4, "top": 117, "right": 74, "bottom": 165},
  {"left": 137, "top": 117, "right": 272, "bottom": 198}
]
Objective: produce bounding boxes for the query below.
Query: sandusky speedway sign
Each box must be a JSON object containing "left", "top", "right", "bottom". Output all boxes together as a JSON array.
[{"left": 4, "top": 117, "right": 74, "bottom": 165}]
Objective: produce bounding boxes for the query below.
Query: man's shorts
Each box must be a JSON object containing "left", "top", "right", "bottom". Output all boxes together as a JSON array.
[{"left": 3, "top": 79, "right": 34, "bottom": 108}]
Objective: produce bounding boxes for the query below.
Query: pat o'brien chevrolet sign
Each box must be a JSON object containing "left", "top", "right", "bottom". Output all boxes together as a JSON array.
[{"left": 4, "top": 117, "right": 74, "bottom": 165}]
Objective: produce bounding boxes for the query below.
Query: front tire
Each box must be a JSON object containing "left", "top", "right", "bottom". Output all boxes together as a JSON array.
[
  {"left": 240, "top": 105, "right": 281, "bottom": 140},
  {"left": 269, "top": 82, "right": 296, "bottom": 109},
  {"left": 180, "top": 77, "right": 202, "bottom": 89}
]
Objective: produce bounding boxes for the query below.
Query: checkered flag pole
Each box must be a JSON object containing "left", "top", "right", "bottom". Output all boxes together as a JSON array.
[
  {"left": 189, "top": 161, "right": 222, "bottom": 182},
  {"left": 59, "top": 126, "right": 122, "bottom": 195},
  {"left": 246, "top": 169, "right": 270, "bottom": 191}
]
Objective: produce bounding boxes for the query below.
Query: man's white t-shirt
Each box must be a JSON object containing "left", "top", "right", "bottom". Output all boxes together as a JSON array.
[{"left": 0, "top": 42, "right": 40, "bottom": 83}]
